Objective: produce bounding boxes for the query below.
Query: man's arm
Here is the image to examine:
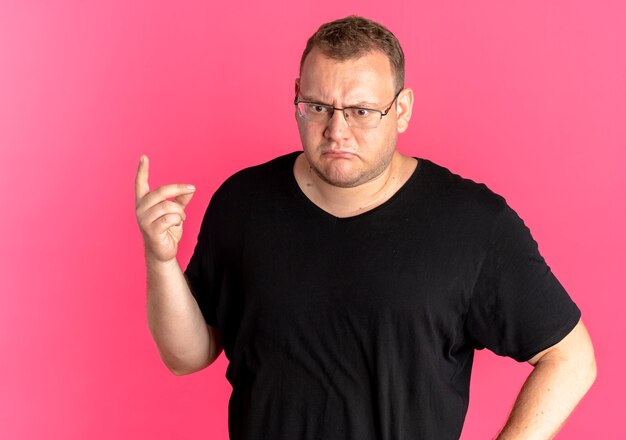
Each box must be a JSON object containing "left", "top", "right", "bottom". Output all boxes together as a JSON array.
[
  {"left": 497, "top": 319, "right": 596, "bottom": 439},
  {"left": 136, "top": 155, "right": 222, "bottom": 376},
  {"left": 146, "top": 257, "right": 223, "bottom": 375}
]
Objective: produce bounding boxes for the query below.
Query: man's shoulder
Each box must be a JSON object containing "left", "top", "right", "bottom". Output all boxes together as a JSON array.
[
  {"left": 215, "top": 151, "right": 299, "bottom": 194},
  {"left": 206, "top": 151, "right": 299, "bottom": 215},
  {"left": 416, "top": 158, "right": 507, "bottom": 218}
]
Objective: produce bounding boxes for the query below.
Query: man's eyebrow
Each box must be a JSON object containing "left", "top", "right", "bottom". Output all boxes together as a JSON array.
[
  {"left": 298, "top": 95, "right": 381, "bottom": 108},
  {"left": 298, "top": 94, "right": 329, "bottom": 104},
  {"left": 350, "top": 100, "right": 380, "bottom": 107}
]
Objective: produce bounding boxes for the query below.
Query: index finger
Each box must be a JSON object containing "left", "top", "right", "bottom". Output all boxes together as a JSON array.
[{"left": 135, "top": 155, "right": 150, "bottom": 203}]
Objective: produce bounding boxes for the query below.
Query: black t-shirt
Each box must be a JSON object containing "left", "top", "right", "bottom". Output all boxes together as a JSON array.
[{"left": 185, "top": 152, "right": 580, "bottom": 440}]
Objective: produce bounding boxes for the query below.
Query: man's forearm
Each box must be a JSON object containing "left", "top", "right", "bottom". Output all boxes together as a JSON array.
[
  {"left": 497, "top": 321, "right": 596, "bottom": 439},
  {"left": 146, "top": 255, "right": 215, "bottom": 375}
]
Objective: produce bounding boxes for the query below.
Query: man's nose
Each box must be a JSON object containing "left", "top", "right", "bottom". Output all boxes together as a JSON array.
[{"left": 325, "top": 109, "right": 351, "bottom": 140}]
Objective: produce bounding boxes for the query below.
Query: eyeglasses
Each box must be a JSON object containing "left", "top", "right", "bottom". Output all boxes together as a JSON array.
[{"left": 294, "top": 89, "right": 402, "bottom": 129}]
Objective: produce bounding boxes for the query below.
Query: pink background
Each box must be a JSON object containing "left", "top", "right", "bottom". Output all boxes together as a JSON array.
[{"left": 1, "top": 1, "right": 624, "bottom": 438}]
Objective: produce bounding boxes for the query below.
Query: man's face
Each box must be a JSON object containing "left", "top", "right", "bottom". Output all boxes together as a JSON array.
[{"left": 296, "top": 48, "right": 409, "bottom": 188}]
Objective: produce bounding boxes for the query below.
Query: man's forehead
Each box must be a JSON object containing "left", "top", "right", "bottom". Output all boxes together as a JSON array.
[
  {"left": 302, "top": 47, "right": 392, "bottom": 72},
  {"left": 298, "top": 50, "right": 396, "bottom": 105}
]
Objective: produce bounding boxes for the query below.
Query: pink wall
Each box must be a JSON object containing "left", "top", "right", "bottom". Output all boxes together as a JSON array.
[{"left": 1, "top": 1, "right": 624, "bottom": 438}]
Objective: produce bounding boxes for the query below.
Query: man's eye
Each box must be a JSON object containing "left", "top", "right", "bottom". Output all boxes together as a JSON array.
[
  {"left": 353, "top": 108, "right": 371, "bottom": 118},
  {"left": 307, "top": 104, "right": 328, "bottom": 114}
]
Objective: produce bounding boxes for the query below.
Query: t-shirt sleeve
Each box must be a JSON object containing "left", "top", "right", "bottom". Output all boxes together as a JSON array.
[
  {"left": 184, "top": 200, "right": 220, "bottom": 328},
  {"left": 466, "top": 204, "right": 581, "bottom": 362}
]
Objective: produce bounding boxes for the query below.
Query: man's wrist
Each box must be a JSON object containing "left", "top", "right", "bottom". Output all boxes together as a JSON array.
[{"left": 145, "top": 252, "right": 179, "bottom": 273}]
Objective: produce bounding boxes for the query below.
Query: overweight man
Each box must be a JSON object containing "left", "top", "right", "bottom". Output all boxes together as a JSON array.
[{"left": 135, "top": 16, "right": 596, "bottom": 440}]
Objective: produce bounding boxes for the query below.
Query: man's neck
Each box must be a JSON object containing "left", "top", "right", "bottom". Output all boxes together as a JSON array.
[{"left": 293, "top": 152, "right": 417, "bottom": 218}]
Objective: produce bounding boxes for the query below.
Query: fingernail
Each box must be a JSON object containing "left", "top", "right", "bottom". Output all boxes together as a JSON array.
[{"left": 187, "top": 184, "right": 196, "bottom": 190}]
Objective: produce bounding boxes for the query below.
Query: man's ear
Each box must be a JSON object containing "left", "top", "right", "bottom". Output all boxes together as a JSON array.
[
  {"left": 294, "top": 78, "right": 300, "bottom": 95},
  {"left": 396, "top": 88, "right": 414, "bottom": 133}
]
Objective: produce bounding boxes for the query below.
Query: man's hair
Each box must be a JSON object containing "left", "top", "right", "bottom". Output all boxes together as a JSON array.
[{"left": 299, "top": 16, "right": 405, "bottom": 92}]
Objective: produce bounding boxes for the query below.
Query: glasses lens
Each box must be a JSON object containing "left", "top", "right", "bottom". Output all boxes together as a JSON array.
[
  {"left": 297, "top": 102, "right": 331, "bottom": 123},
  {"left": 345, "top": 108, "right": 381, "bottom": 129}
]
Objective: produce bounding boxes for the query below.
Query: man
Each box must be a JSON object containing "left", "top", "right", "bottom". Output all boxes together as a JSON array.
[{"left": 135, "top": 16, "right": 596, "bottom": 439}]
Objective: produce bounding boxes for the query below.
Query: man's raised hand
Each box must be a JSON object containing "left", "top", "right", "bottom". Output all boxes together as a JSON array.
[{"left": 135, "top": 155, "right": 196, "bottom": 263}]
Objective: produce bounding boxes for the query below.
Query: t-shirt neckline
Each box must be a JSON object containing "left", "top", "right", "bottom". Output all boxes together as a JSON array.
[{"left": 286, "top": 151, "right": 424, "bottom": 222}]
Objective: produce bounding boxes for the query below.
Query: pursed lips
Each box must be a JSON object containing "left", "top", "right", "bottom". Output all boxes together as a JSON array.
[{"left": 320, "top": 149, "right": 357, "bottom": 159}]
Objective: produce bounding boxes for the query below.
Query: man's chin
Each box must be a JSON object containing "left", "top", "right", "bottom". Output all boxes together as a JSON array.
[{"left": 312, "top": 165, "right": 370, "bottom": 188}]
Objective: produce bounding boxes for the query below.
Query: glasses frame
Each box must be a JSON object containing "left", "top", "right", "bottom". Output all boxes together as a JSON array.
[{"left": 294, "top": 88, "right": 403, "bottom": 129}]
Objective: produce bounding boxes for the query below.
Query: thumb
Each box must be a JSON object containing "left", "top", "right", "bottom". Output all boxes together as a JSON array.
[{"left": 175, "top": 190, "right": 195, "bottom": 208}]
